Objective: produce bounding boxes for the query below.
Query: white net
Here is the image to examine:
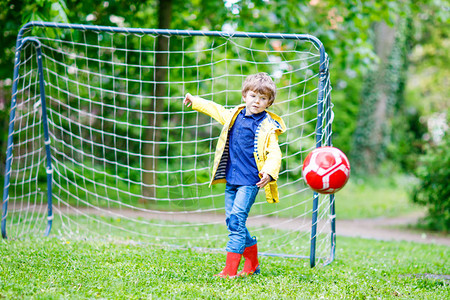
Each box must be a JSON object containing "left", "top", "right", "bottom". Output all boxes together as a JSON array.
[{"left": 3, "top": 23, "right": 334, "bottom": 264}]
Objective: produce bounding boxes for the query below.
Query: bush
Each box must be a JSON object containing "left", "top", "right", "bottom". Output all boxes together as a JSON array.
[{"left": 411, "top": 132, "right": 450, "bottom": 232}]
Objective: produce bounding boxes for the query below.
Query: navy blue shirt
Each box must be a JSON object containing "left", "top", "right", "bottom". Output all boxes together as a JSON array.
[{"left": 226, "top": 108, "right": 267, "bottom": 185}]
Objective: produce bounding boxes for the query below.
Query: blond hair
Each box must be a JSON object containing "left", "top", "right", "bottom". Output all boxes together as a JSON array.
[{"left": 241, "top": 72, "right": 277, "bottom": 106}]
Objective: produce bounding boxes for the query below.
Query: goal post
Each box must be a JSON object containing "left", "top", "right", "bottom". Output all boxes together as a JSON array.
[{"left": 2, "top": 22, "right": 335, "bottom": 268}]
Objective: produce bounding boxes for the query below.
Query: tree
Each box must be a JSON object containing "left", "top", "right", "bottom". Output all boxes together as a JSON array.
[
  {"left": 1, "top": 0, "right": 446, "bottom": 183},
  {"left": 142, "top": 0, "right": 173, "bottom": 199},
  {"left": 0, "top": 0, "right": 70, "bottom": 177},
  {"left": 351, "top": 0, "right": 449, "bottom": 174},
  {"left": 412, "top": 132, "right": 450, "bottom": 232},
  {"left": 350, "top": 14, "right": 412, "bottom": 174}
]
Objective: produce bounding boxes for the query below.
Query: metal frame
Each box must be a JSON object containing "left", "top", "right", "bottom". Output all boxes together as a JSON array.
[
  {"left": 1, "top": 21, "right": 334, "bottom": 267},
  {"left": 1, "top": 36, "right": 54, "bottom": 239}
]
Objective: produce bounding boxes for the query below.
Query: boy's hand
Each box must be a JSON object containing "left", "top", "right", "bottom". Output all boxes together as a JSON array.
[
  {"left": 257, "top": 172, "right": 271, "bottom": 188},
  {"left": 183, "top": 93, "right": 193, "bottom": 107}
]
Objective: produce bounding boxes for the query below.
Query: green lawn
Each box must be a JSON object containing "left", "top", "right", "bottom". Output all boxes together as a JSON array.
[
  {"left": 1, "top": 236, "right": 448, "bottom": 299},
  {"left": 335, "top": 174, "right": 423, "bottom": 219},
  {"left": 0, "top": 173, "right": 448, "bottom": 298}
]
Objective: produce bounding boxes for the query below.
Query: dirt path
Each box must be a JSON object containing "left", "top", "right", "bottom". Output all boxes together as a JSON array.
[{"left": 51, "top": 205, "right": 450, "bottom": 247}]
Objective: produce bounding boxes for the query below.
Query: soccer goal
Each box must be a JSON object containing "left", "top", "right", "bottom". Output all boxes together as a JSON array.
[{"left": 2, "top": 22, "right": 334, "bottom": 267}]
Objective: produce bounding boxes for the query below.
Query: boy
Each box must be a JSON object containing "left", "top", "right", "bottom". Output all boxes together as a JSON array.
[{"left": 183, "top": 72, "right": 286, "bottom": 278}]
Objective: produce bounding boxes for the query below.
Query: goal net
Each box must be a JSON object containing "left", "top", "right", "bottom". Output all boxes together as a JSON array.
[{"left": 2, "top": 22, "right": 334, "bottom": 267}]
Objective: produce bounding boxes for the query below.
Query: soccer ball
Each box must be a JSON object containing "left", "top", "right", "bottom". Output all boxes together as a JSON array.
[{"left": 302, "top": 146, "right": 350, "bottom": 194}]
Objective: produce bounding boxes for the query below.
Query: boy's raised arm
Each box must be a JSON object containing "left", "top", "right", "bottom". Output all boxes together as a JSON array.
[{"left": 182, "top": 93, "right": 230, "bottom": 125}]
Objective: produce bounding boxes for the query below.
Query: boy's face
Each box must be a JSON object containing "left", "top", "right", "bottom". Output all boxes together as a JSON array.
[{"left": 243, "top": 90, "right": 270, "bottom": 115}]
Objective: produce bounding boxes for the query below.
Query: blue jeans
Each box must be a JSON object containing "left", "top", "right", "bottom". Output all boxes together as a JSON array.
[{"left": 224, "top": 184, "right": 259, "bottom": 254}]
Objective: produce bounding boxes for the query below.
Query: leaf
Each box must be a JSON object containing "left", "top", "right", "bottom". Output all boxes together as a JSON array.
[{"left": 51, "top": 1, "right": 69, "bottom": 23}]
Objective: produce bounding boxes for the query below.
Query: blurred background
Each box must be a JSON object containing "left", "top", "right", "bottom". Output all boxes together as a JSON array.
[{"left": 0, "top": 0, "right": 448, "bottom": 231}]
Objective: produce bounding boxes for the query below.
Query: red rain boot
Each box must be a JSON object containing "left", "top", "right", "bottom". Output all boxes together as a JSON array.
[
  {"left": 215, "top": 252, "right": 242, "bottom": 278},
  {"left": 238, "top": 244, "right": 260, "bottom": 276}
]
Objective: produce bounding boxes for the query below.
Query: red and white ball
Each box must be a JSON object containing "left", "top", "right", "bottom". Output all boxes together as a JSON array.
[{"left": 302, "top": 146, "right": 350, "bottom": 194}]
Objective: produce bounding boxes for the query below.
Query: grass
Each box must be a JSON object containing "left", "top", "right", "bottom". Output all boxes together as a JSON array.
[
  {"left": 0, "top": 236, "right": 448, "bottom": 299},
  {"left": 0, "top": 172, "right": 448, "bottom": 298},
  {"left": 4, "top": 212, "right": 326, "bottom": 260},
  {"left": 335, "top": 174, "right": 423, "bottom": 219}
]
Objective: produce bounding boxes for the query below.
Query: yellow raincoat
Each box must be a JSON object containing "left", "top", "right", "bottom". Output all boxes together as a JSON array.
[{"left": 191, "top": 97, "right": 286, "bottom": 203}]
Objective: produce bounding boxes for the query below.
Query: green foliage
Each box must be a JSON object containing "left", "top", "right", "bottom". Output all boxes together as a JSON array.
[
  {"left": 20, "top": 0, "right": 69, "bottom": 24},
  {"left": 406, "top": 1, "right": 449, "bottom": 118},
  {"left": 412, "top": 132, "right": 450, "bottom": 232},
  {"left": 329, "top": 80, "right": 360, "bottom": 155},
  {"left": 388, "top": 107, "right": 427, "bottom": 171},
  {"left": 0, "top": 0, "right": 448, "bottom": 214},
  {"left": 0, "top": 237, "right": 448, "bottom": 298},
  {"left": 0, "top": 0, "right": 69, "bottom": 79},
  {"left": 0, "top": 0, "right": 424, "bottom": 164},
  {"left": 0, "top": 86, "right": 9, "bottom": 175}
]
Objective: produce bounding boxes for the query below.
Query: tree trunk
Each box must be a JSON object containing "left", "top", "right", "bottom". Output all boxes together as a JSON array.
[
  {"left": 371, "top": 22, "right": 396, "bottom": 155},
  {"left": 142, "top": 0, "right": 172, "bottom": 200},
  {"left": 351, "top": 19, "right": 405, "bottom": 174}
]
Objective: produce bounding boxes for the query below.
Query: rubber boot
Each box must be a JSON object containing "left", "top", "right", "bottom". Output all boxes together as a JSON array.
[
  {"left": 215, "top": 252, "right": 242, "bottom": 278},
  {"left": 238, "top": 243, "right": 260, "bottom": 276}
]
